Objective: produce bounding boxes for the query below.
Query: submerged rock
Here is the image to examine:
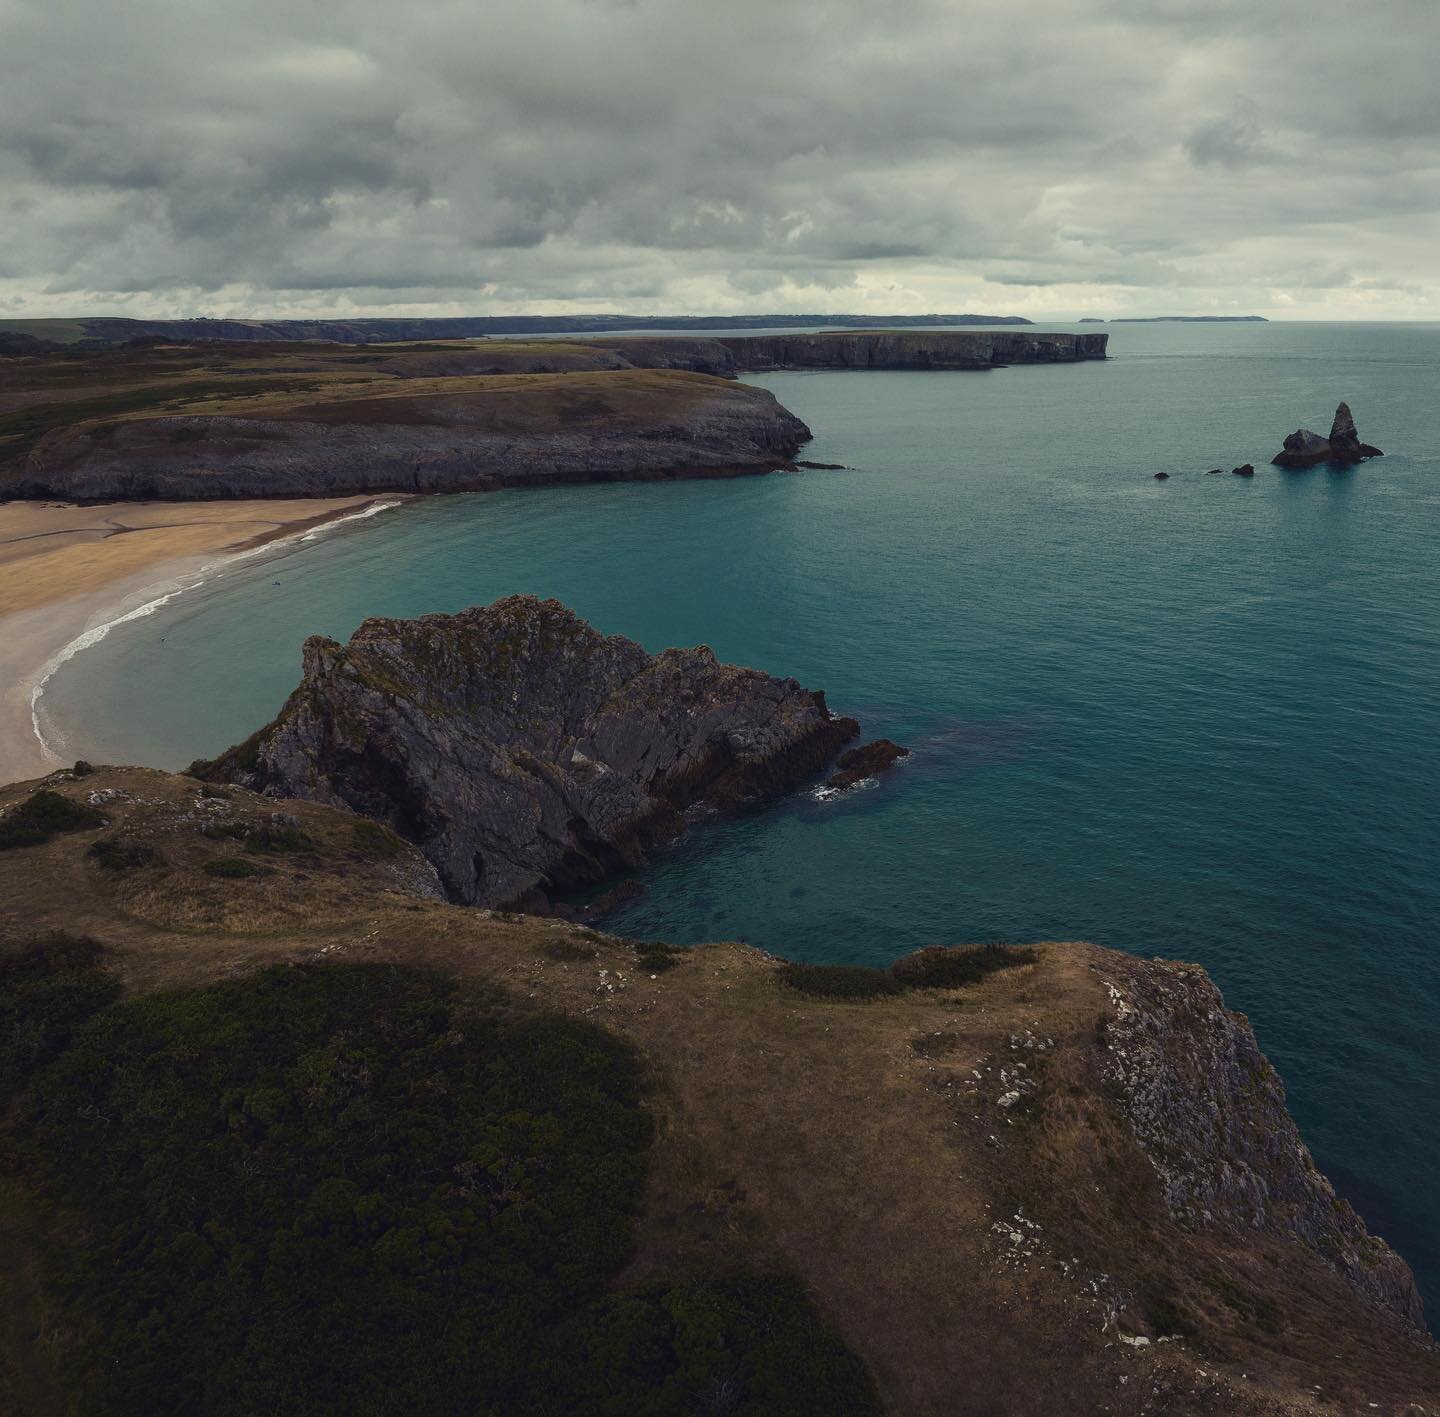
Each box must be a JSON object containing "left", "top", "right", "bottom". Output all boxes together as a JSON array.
[
  {"left": 824, "top": 739, "right": 910, "bottom": 791},
  {"left": 1232, "top": 464, "right": 1255, "bottom": 476},
  {"left": 1272, "top": 402, "right": 1384, "bottom": 468},
  {"left": 1153, "top": 471, "right": 1170, "bottom": 480},
  {"left": 196, "top": 596, "right": 859, "bottom": 910}
]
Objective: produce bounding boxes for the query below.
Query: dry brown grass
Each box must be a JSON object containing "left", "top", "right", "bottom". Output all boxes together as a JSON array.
[{"left": 1, "top": 765, "right": 1436, "bottom": 1415}]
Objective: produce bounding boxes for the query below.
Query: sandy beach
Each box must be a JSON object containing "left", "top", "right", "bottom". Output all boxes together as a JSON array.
[{"left": 0, "top": 496, "right": 403, "bottom": 786}]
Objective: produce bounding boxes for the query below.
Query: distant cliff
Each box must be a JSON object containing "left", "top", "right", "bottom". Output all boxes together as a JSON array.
[
  {"left": 721, "top": 329, "right": 1107, "bottom": 370},
  {"left": 0, "top": 312, "right": 1034, "bottom": 349}
]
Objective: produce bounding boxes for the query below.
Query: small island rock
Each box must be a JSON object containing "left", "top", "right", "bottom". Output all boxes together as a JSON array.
[
  {"left": 1272, "top": 402, "right": 1383, "bottom": 468},
  {"left": 824, "top": 738, "right": 911, "bottom": 791}
]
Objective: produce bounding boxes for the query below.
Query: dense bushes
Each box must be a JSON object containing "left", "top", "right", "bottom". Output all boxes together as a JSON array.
[
  {"left": 202, "top": 855, "right": 275, "bottom": 878},
  {"left": 0, "top": 933, "right": 119, "bottom": 1101},
  {"left": 542, "top": 1270, "right": 880, "bottom": 1415},
  {"left": 777, "top": 963, "right": 907, "bottom": 1001},
  {"left": 87, "top": 838, "right": 163, "bottom": 871},
  {"left": 778, "top": 944, "right": 1037, "bottom": 1001},
  {"left": 0, "top": 790, "right": 104, "bottom": 850},
  {"left": 891, "top": 943, "right": 1036, "bottom": 989},
  {"left": 8, "top": 959, "right": 878, "bottom": 1415}
]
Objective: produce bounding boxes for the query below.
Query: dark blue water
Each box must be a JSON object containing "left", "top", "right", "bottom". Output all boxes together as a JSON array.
[{"left": 47, "top": 321, "right": 1440, "bottom": 1315}]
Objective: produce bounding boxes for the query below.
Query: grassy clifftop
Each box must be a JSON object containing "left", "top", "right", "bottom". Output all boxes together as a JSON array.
[{"left": 2, "top": 764, "right": 1435, "bottom": 1414}]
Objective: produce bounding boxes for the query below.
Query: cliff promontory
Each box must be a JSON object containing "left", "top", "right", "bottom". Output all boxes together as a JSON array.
[
  {"left": 195, "top": 596, "right": 859, "bottom": 909},
  {"left": 14, "top": 370, "right": 810, "bottom": 501},
  {"left": 2, "top": 765, "right": 1435, "bottom": 1414},
  {"left": 720, "top": 329, "right": 1107, "bottom": 371}
]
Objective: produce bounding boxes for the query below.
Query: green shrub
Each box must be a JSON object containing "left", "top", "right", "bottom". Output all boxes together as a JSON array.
[
  {"left": 351, "top": 820, "right": 404, "bottom": 858},
  {"left": 88, "top": 839, "right": 163, "bottom": 872},
  {"left": 201, "top": 821, "right": 250, "bottom": 841},
  {"left": 0, "top": 933, "right": 119, "bottom": 1100},
  {"left": 10, "top": 962, "right": 880, "bottom": 1413},
  {"left": 0, "top": 790, "right": 105, "bottom": 851},
  {"left": 776, "top": 963, "right": 907, "bottom": 1001},
  {"left": 546, "top": 1269, "right": 882, "bottom": 1415},
  {"left": 546, "top": 938, "right": 599, "bottom": 963},
  {"left": 629, "top": 939, "right": 683, "bottom": 974},
  {"left": 203, "top": 856, "right": 274, "bottom": 879},
  {"left": 243, "top": 824, "right": 314, "bottom": 855},
  {"left": 1204, "top": 1273, "right": 1282, "bottom": 1336},
  {"left": 17, "top": 964, "right": 654, "bottom": 1414},
  {"left": 72, "top": 760, "right": 95, "bottom": 777},
  {"left": 890, "top": 943, "right": 1036, "bottom": 989}
]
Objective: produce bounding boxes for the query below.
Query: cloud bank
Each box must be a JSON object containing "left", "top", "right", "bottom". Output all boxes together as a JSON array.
[{"left": 2, "top": 0, "right": 1437, "bottom": 319}]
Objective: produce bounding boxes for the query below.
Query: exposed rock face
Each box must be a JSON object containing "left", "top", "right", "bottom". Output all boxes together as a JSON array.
[
  {"left": 824, "top": 739, "right": 910, "bottom": 791},
  {"left": 197, "top": 596, "right": 860, "bottom": 910},
  {"left": 15, "top": 371, "right": 811, "bottom": 501},
  {"left": 720, "top": 330, "right": 1107, "bottom": 371},
  {"left": 1272, "top": 402, "right": 1384, "bottom": 468},
  {"left": 1098, "top": 951, "right": 1425, "bottom": 1330}
]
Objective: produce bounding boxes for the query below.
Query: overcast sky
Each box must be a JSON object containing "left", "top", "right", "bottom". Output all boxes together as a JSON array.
[{"left": 3, "top": 0, "right": 1438, "bottom": 321}]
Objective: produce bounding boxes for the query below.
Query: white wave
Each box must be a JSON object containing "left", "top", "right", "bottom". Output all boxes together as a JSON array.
[{"left": 28, "top": 497, "right": 404, "bottom": 764}]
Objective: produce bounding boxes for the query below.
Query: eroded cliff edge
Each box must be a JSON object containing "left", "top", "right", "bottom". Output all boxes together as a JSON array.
[
  {"left": 194, "top": 595, "right": 860, "bottom": 910},
  {"left": 0, "top": 764, "right": 1433, "bottom": 1413},
  {"left": 14, "top": 369, "right": 811, "bottom": 501}
]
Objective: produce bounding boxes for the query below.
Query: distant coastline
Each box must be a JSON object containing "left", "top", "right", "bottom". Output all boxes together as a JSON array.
[
  {"left": 1107, "top": 315, "right": 1269, "bottom": 323},
  {"left": 0, "top": 312, "right": 1035, "bottom": 351}
]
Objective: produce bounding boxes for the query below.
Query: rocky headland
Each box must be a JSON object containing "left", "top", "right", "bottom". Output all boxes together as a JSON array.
[
  {"left": 2, "top": 762, "right": 1436, "bottom": 1414},
  {"left": 194, "top": 596, "right": 860, "bottom": 910},
  {"left": 12, "top": 370, "right": 811, "bottom": 501},
  {"left": 2, "top": 331, "right": 1106, "bottom": 501},
  {"left": 1272, "top": 401, "right": 1384, "bottom": 468},
  {"left": 719, "top": 329, "right": 1107, "bottom": 371}
]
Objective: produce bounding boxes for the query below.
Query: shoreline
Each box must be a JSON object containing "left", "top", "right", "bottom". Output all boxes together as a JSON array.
[{"left": 0, "top": 495, "right": 409, "bottom": 785}]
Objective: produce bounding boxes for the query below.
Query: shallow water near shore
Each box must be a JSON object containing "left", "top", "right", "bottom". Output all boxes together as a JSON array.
[{"left": 43, "top": 320, "right": 1440, "bottom": 1316}]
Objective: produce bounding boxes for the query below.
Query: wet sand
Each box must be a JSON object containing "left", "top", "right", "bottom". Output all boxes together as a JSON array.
[{"left": 0, "top": 497, "right": 401, "bottom": 785}]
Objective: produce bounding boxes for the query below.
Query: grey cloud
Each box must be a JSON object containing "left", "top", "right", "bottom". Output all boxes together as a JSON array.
[{"left": 0, "top": 0, "right": 1438, "bottom": 318}]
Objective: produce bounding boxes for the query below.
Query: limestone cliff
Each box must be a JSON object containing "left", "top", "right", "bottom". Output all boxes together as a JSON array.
[
  {"left": 195, "top": 596, "right": 859, "bottom": 909},
  {"left": 1098, "top": 949, "right": 1424, "bottom": 1328},
  {"left": 720, "top": 329, "right": 1108, "bottom": 370},
  {"left": 15, "top": 370, "right": 809, "bottom": 501}
]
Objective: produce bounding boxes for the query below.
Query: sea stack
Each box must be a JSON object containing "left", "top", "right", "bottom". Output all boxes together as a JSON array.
[
  {"left": 194, "top": 596, "right": 860, "bottom": 910},
  {"left": 1272, "top": 401, "right": 1384, "bottom": 468}
]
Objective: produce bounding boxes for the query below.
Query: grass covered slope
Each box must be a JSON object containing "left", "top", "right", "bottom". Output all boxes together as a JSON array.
[
  {"left": 0, "top": 338, "right": 812, "bottom": 500},
  {"left": 1, "top": 765, "right": 1437, "bottom": 1415},
  {"left": 4, "top": 949, "right": 875, "bottom": 1415}
]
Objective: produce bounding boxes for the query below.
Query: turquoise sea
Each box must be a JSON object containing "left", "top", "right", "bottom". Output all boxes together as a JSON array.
[{"left": 43, "top": 321, "right": 1440, "bottom": 1317}]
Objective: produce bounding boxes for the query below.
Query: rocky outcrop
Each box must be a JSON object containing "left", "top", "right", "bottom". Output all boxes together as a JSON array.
[
  {"left": 824, "top": 739, "right": 910, "bottom": 791},
  {"left": 1272, "top": 402, "right": 1384, "bottom": 468},
  {"left": 721, "top": 330, "right": 1107, "bottom": 371},
  {"left": 16, "top": 371, "right": 810, "bottom": 501},
  {"left": 195, "top": 596, "right": 859, "bottom": 910},
  {"left": 1098, "top": 951, "right": 1425, "bottom": 1329}
]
